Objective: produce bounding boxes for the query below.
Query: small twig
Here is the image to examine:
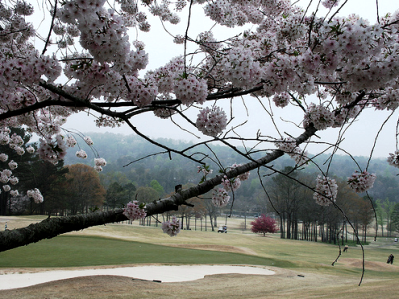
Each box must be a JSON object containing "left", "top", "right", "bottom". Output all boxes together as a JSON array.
[{"left": 42, "top": 0, "right": 58, "bottom": 55}]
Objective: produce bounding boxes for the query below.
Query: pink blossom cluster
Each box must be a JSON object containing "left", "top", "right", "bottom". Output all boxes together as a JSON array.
[
  {"left": 57, "top": 0, "right": 138, "bottom": 65},
  {"left": 347, "top": 171, "right": 376, "bottom": 193},
  {"left": 211, "top": 163, "right": 251, "bottom": 207},
  {"left": 27, "top": 188, "right": 44, "bottom": 204},
  {"left": 10, "top": 190, "right": 19, "bottom": 197},
  {"left": 15, "top": 1, "right": 34, "bottom": 15},
  {"left": 197, "top": 31, "right": 220, "bottom": 53},
  {"left": 0, "top": 169, "right": 12, "bottom": 184},
  {"left": 372, "top": 88, "right": 399, "bottom": 111},
  {"left": 221, "top": 175, "right": 241, "bottom": 192},
  {"left": 273, "top": 92, "right": 290, "bottom": 108},
  {"left": 9, "top": 176, "right": 19, "bottom": 185},
  {"left": 95, "top": 116, "right": 123, "bottom": 128},
  {"left": 149, "top": 1, "right": 180, "bottom": 24},
  {"left": 196, "top": 106, "right": 228, "bottom": 137},
  {"left": 175, "top": 0, "right": 188, "bottom": 11},
  {"left": 212, "top": 188, "right": 230, "bottom": 207},
  {"left": 125, "top": 76, "right": 158, "bottom": 107},
  {"left": 197, "top": 165, "right": 213, "bottom": 177},
  {"left": 8, "top": 160, "right": 17, "bottom": 170},
  {"left": 332, "top": 105, "right": 361, "bottom": 128},
  {"left": 66, "top": 136, "right": 77, "bottom": 147},
  {"left": 173, "top": 35, "right": 185, "bottom": 44},
  {"left": 162, "top": 216, "right": 181, "bottom": 237},
  {"left": 84, "top": 137, "right": 93, "bottom": 146},
  {"left": 230, "top": 163, "right": 250, "bottom": 181},
  {"left": 174, "top": 75, "right": 208, "bottom": 106},
  {"left": 9, "top": 195, "right": 30, "bottom": 214},
  {"left": 313, "top": 176, "right": 338, "bottom": 206},
  {"left": 203, "top": 0, "right": 264, "bottom": 28},
  {"left": 387, "top": 151, "right": 399, "bottom": 168},
  {"left": 94, "top": 158, "right": 107, "bottom": 172},
  {"left": 0, "top": 153, "right": 7, "bottom": 162},
  {"left": 321, "top": 0, "right": 340, "bottom": 9},
  {"left": 0, "top": 130, "right": 41, "bottom": 198},
  {"left": 75, "top": 149, "right": 88, "bottom": 159},
  {"left": 147, "top": 57, "right": 185, "bottom": 94},
  {"left": 26, "top": 146, "right": 35, "bottom": 154},
  {"left": 303, "top": 104, "right": 335, "bottom": 130},
  {"left": 37, "top": 135, "right": 67, "bottom": 164},
  {"left": 221, "top": 47, "right": 262, "bottom": 89},
  {"left": 0, "top": 132, "right": 27, "bottom": 157},
  {"left": 153, "top": 95, "right": 177, "bottom": 119},
  {"left": 275, "top": 138, "right": 309, "bottom": 166},
  {"left": 123, "top": 201, "right": 147, "bottom": 221}
]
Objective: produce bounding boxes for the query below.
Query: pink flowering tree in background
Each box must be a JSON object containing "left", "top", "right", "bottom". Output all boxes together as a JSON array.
[
  {"left": 0, "top": 0, "right": 397, "bottom": 269},
  {"left": 251, "top": 214, "right": 278, "bottom": 236}
]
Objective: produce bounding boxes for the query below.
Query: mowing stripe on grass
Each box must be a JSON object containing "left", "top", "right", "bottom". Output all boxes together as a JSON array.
[{"left": 0, "top": 235, "right": 295, "bottom": 268}]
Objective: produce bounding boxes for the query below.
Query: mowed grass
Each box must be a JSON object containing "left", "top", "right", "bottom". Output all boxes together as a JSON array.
[
  {"left": 1, "top": 216, "right": 398, "bottom": 278},
  {"left": 0, "top": 235, "right": 294, "bottom": 268},
  {"left": 2, "top": 216, "right": 399, "bottom": 298}
]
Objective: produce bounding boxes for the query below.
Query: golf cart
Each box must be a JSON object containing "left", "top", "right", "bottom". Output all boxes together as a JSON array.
[{"left": 218, "top": 225, "right": 227, "bottom": 233}]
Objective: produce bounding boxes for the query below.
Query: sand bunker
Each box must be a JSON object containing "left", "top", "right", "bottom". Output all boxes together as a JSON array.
[{"left": 0, "top": 265, "right": 274, "bottom": 290}]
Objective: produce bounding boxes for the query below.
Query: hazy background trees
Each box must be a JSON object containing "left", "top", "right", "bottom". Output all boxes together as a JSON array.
[
  {"left": 64, "top": 164, "right": 106, "bottom": 215},
  {"left": 4, "top": 131, "right": 398, "bottom": 244}
]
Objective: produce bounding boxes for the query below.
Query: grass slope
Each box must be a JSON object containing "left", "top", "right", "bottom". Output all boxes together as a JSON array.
[
  {"left": 0, "top": 235, "right": 294, "bottom": 268},
  {"left": 1, "top": 216, "right": 399, "bottom": 298}
]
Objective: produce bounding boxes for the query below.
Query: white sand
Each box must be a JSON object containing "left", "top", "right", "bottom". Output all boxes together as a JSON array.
[{"left": 0, "top": 265, "right": 275, "bottom": 290}]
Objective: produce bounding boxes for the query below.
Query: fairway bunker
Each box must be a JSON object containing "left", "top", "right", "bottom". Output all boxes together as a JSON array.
[{"left": 0, "top": 265, "right": 275, "bottom": 290}]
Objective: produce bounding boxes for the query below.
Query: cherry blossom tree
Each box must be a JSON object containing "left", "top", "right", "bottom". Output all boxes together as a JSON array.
[
  {"left": 0, "top": 1, "right": 398, "bottom": 272},
  {"left": 251, "top": 214, "right": 278, "bottom": 236}
]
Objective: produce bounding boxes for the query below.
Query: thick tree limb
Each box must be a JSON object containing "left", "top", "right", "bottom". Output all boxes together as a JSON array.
[
  {"left": 0, "top": 125, "right": 316, "bottom": 253},
  {"left": 0, "top": 82, "right": 264, "bottom": 122},
  {"left": 0, "top": 210, "right": 126, "bottom": 252}
]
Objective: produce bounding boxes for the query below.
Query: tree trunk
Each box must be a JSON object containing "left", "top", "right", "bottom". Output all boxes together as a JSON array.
[
  {"left": 209, "top": 213, "right": 214, "bottom": 231},
  {"left": 287, "top": 213, "right": 291, "bottom": 239}
]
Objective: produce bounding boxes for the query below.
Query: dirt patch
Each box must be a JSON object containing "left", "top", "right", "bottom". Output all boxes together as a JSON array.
[
  {"left": 165, "top": 244, "right": 258, "bottom": 255},
  {"left": 338, "top": 258, "right": 399, "bottom": 271}
]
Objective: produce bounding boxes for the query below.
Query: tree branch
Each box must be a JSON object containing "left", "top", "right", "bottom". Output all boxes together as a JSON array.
[{"left": 0, "top": 125, "right": 317, "bottom": 252}]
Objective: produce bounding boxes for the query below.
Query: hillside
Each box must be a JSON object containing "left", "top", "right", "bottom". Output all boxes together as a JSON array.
[{"left": 64, "top": 132, "right": 399, "bottom": 203}]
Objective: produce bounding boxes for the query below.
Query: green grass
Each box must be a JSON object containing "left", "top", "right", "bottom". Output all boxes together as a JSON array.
[
  {"left": 344, "top": 240, "right": 370, "bottom": 246},
  {"left": 1, "top": 218, "right": 399, "bottom": 280},
  {"left": 2, "top": 218, "right": 399, "bottom": 299},
  {"left": 0, "top": 235, "right": 294, "bottom": 268}
]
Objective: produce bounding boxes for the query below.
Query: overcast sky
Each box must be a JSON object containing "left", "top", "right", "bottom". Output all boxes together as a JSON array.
[{"left": 63, "top": 0, "right": 399, "bottom": 158}]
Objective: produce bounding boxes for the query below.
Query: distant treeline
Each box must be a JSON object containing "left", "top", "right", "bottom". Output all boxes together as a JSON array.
[{"left": 64, "top": 132, "right": 399, "bottom": 204}]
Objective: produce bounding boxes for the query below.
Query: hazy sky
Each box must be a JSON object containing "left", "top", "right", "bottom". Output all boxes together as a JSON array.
[{"left": 63, "top": 0, "right": 399, "bottom": 158}]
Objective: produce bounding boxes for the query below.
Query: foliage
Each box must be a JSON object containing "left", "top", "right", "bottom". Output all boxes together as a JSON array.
[
  {"left": 105, "top": 182, "right": 125, "bottom": 209},
  {"left": 391, "top": 203, "right": 399, "bottom": 233},
  {"left": 22, "top": 159, "right": 69, "bottom": 215},
  {"left": 251, "top": 214, "right": 278, "bottom": 236},
  {"left": 63, "top": 164, "right": 106, "bottom": 215},
  {"left": 134, "top": 186, "right": 159, "bottom": 203}
]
